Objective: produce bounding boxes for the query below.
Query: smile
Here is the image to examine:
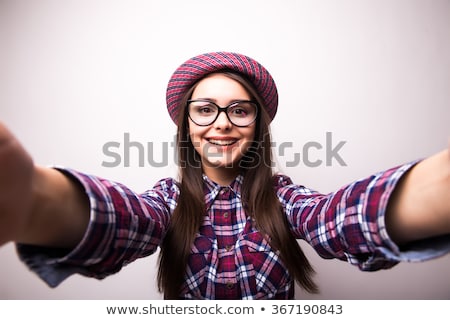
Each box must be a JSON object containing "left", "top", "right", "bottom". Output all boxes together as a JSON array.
[{"left": 207, "top": 138, "right": 238, "bottom": 146}]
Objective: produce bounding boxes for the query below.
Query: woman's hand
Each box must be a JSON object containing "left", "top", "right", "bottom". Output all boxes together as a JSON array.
[
  {"left": 0, "top": 122, "right": 90, "bottom": 248},
  {"left": 0, "top": 122, "right": 35, "bottom": 245}
]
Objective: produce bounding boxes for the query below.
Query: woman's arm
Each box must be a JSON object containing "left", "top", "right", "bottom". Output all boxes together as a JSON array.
[
  {"left": 386, "top": 146, "right": 450, "bottom": 246},
  {"left": 279, "top": 141, "right": 450, "bottom": 271},
  {"left": 0, "top": 122, "right": 89, "bottom": 248}
]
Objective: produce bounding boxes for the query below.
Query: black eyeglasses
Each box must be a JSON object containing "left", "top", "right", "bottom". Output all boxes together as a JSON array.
[{"left": 187, "top": 99, "right": 258, "bottom": 127}]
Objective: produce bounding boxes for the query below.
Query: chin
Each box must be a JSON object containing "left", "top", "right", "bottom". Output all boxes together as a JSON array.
[{"left": 205, "top": 154, "right": 244, "bottom": 169}]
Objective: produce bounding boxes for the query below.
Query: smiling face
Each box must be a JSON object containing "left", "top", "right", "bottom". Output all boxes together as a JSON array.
[{"left": 187, "top": 73, "right": 256, "bottom": 185}]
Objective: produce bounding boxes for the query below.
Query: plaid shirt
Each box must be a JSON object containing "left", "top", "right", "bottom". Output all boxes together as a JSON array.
[{"left": 18, "top": 161, "right": 445, "bottom": 299}]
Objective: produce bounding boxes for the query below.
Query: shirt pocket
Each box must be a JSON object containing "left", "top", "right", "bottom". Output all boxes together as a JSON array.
[
  {"left": 185, "top": 234, "right": 214, "bottom": 294},
  {"left": 238, "top": 231, "right": 291, "bottom": 296}
]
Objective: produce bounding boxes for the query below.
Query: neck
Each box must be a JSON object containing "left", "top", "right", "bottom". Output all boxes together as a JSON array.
[{"left": 202, "top": 165, "right": 241, "bottom": 186}]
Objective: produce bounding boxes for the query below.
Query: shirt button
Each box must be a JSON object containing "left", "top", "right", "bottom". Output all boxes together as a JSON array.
[
  {"left": 225, "top": 245, "right": 233, "bottom": 252},
  {"left": 226, "top": 281, "right": 235, "bottom": 289},
  {"left": 223, "top": 212, "right": 229, "bottom": 218}
]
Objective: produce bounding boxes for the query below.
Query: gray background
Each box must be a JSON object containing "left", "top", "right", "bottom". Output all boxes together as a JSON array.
[{"left": 0, "top": 0, "right": 449, "bottom": 299}]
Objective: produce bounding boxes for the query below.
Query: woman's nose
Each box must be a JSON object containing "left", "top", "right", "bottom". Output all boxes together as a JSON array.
[{"left": 213, "top": 110, "right": 232, "bottom": 129}]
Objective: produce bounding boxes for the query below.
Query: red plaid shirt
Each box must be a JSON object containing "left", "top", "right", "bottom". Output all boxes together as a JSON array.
[{"left": 18, "top": 161, "right": 442, "bottom": 299}]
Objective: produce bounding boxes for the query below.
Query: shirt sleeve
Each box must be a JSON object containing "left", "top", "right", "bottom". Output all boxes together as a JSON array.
[
  {"left": 16, "top": 168, "right": 178, "bottom": 288},
  {"left": 276, "top": 161, "right": 450, "bottom": 271}
]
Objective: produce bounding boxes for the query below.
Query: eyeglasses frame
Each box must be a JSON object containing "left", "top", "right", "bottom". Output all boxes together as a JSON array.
[{"left": 186, "top": 99, "right": 259, "bottom": 127}]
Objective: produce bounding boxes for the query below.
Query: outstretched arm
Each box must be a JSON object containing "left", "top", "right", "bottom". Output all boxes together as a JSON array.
[
  {"left": 0, "top": 122, "right": 89, "bottom": 248},
  {"left": 386, "top": 145, "right": 450, "bottom": 246}
]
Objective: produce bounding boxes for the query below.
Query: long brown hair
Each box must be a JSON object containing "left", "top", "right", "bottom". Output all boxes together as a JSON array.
[{"left": 157, "top": 71, "right": 318, "bottom": 298}]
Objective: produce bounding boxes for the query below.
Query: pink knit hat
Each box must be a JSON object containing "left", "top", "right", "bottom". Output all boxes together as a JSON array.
[{"left": 166, "top": 52, "right": 278, "bottom": 125}]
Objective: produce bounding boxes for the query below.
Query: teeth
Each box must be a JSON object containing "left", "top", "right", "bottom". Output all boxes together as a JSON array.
[{"left": 208, "top": 139, "right": 236, "bottom": 146}]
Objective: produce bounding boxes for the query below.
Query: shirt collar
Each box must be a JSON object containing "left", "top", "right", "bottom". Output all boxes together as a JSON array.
[{"left": 202, "top": 173, "right": 244, "bottom": 208}]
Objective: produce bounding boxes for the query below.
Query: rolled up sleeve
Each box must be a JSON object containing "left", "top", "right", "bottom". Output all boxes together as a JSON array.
[
  {"left": 16, "top": 168, "right": 174, "bottom": 287},
  {"left": 276, "top": 161, "right": 450, "bottom": 271}
]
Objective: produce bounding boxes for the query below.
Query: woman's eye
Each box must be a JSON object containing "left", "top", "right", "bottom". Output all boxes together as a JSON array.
[
  {"left": 230, "top": 107, "right": 248, "bottom": 117},
  {"left": 199, "top": 106, "right": 213, "bottom": 113}
]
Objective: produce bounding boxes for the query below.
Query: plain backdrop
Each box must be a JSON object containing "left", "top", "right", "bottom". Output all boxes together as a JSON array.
[{"left": 0, "top": 0, "right": 449, "bottom": 299}]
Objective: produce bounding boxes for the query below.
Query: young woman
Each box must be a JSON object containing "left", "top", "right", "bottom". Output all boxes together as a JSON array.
[{"left": 0, "top": 52, "right": 449, "bottom": 299}]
